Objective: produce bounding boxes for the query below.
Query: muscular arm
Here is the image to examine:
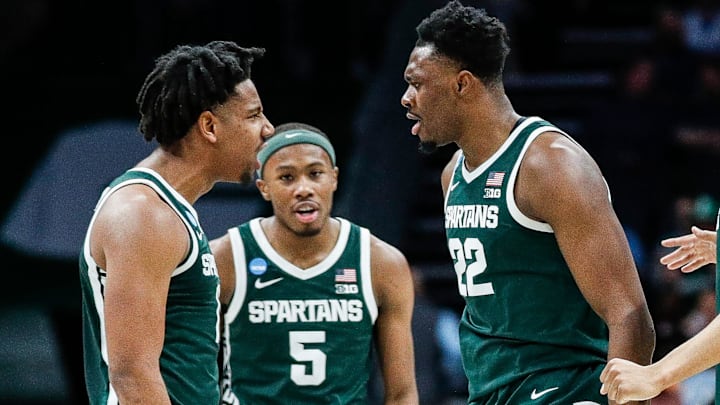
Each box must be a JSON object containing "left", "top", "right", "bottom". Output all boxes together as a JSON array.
[
  {"left": 370, "top": 236, "right": 419, "bottom": 405},
  {"left": 516, "top": 132, "right": 655, "bottom": 405},
  {"left": 92, "top": 186, "right": 188, "bottom": 404}
]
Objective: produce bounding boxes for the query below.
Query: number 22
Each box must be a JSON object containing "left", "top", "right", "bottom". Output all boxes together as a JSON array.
[{"left": 448, "top": 237, "right": 495, "bottom": 297}]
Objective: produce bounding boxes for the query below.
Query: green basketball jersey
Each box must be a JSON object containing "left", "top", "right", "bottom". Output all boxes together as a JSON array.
[
  {"left": 444, "top": 117, "right": 608, "bottom": 401},
  {"left": 220, "top": 217, "right": 378, "bottom": 405},
  {"left": 80, "top": 168, "right": 221, "bottom": 405}
]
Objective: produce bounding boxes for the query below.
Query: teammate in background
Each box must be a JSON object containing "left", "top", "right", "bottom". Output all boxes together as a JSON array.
[
  {"left": 210, "top": 122, "right": 418, "bottom": 405},
  {"left": 79, "top": 41, "right": 273, "bottom": 404},
  {"left": 400, "top": 1, "right": 655, "bottom": 404},
  {"left": 601, "top": 225, "right": 720, "bottom": 404}
]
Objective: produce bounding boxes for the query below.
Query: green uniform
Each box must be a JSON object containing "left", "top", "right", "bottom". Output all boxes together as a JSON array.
[
  {"left": 444, "top": 117, "right": 608, "bottom": 404},
  {"left": 80, "top": 168, "right": 221, "bottom": 405},
  {"left": 220, "top": 217, "right": 377, "bottom": 405}
]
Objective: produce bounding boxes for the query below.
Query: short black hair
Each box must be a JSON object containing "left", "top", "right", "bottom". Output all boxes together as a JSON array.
[
  {"left": 136, "top": 40, "right": 265, "bottom": 145},
  {"left": 416, "top": 0, "right": 510, "bottom": 84}
]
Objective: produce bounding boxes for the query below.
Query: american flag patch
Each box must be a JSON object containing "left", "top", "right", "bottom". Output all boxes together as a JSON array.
[
  {"left": 335, "top": 268, "right": 357, "bottom": 283},
  {"left": 485, "top": 171, "right": 505, "bottom": 187}
]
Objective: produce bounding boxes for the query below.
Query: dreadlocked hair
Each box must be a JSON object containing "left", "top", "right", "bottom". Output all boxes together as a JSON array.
[
  {"left": 416, "top": 0, "right": 510, "bottom": 84},
  {"left": 136, "top": 40, "right": 265, "bottom": 145}
]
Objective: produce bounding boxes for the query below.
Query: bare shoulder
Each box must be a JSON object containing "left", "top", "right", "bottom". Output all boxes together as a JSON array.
[
  {"left": 370, "top": 234, "right": 410, "bottom": 273},
  {"left": 369, "top": 234, "right": 413, "bottom": 302},
  {"left": 100, "top": 185, "right": 185, "bottom": 238},
  {"left": 526, "top": 131, "right": 602, "bottom": 182},
  {"left": 92, "top": 184, "right": 188, "bottom": 269},
  {"left": 518, "top": 131, "right": 608, "bottom": 221}
]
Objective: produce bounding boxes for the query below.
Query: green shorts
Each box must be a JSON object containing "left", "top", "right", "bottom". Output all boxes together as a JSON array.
[{"left": 473, "top": 363, "right": 605, "bottom": 405}]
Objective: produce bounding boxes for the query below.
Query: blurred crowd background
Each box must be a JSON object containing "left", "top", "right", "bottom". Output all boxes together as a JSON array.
[{"left": 2, "top": 0, "right": 720, "bottom": 404}]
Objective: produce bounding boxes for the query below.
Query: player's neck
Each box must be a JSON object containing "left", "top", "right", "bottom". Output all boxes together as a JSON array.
[
  {"left": 261, "top": 217, "right": 341, "bottom": 270},
  {"left": 460, "top": 107, "right": 521, "bottom": 171},
  {"left": 136, "top": 148, "right": 212, "bottom": 205}
]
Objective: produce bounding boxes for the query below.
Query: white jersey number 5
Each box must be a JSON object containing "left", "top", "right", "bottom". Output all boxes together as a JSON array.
[
  {"left": 289, "top": 331, "right": 326, "bottom": 386},
  {"left": 448, "top": 237, "right": 495, "bottom": 297}
]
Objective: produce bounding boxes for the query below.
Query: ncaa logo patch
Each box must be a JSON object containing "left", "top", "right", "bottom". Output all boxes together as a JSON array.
[{"left": 248, "top": 258, "right": 268, "bottom": 275}]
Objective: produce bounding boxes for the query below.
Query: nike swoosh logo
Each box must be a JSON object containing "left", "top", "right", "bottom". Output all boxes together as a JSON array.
[
  {"left": 285, "top": 133, "right": 301, "bottom": 139},
  {"left": 530, "top": 387, "right": 559, "bottom": 400},
  {"left": 254, "top": 277, "right": 284, "bottom": 289},
  {"left": 449, "top": 181, "right": 460, "bottom": 192}
]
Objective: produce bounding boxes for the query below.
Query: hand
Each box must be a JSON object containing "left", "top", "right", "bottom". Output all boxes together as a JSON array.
[
  {"left": 659, "top": 226, "right": 717, "bottom": 273},
  {"left": 600, "top": 358, "right": 662, "bottom": 404}
]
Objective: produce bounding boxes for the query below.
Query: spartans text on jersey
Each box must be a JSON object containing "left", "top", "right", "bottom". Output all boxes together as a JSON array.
[
  {"left": 445, "top": 204, "right": 499, "bottom": 229},
  {"left": 248, "top": 299, "right": 364, "bottom": 323}
]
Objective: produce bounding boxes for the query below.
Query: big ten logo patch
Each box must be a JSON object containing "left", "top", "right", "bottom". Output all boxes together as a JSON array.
[{"left": 335, "top": 284, "right": 359, "bottom": 294}]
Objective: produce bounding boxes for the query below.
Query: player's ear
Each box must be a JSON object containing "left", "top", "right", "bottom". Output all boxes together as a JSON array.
[
  {"left": 197, "top": 110, "right": 218, "bottom": 143},
  {"left": 332, "top": 167, "right": 339, "bottom": 192},
  {"left": 456, "top": 70, "right": 478, "bottom": 95},
  {"left": 256, "top": 179, "right": 271, "bottom": 201}
]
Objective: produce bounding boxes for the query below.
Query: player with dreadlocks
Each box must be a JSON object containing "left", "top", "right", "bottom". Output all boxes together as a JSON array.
[{"left": 79, "top": 40, "right": 274, "bottom": 404}]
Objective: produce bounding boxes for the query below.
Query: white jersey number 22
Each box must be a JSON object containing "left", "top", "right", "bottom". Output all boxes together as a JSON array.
[{"left": 448, "top": 237, "right": 495, "bottom": 297}]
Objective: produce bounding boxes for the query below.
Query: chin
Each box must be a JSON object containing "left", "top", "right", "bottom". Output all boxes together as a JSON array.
[{"left": 295, "top": 225, "right": 322, "bottom": 237}]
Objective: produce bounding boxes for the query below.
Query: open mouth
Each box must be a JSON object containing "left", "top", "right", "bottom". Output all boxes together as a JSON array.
[
  {"left": 406, "top": 112, "right": 421, "bottom": 135},
  {"left": 295, "top": 204, "right": 319, "bottom": 224}
]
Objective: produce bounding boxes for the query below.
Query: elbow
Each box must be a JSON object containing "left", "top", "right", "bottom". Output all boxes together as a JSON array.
[
  {"left": 608, "top": 304, "right": 656, "bottom": 362},
  {"left": 634, "top": 305, "right": 656, "bottom": 349}
]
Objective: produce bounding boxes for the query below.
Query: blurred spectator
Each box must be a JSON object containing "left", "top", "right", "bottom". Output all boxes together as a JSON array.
[{"left": 681, "top": 0, "right": 720, "bottom": 58}]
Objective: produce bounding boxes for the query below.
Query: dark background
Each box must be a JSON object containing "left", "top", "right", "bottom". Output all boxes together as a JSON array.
[{"left": 2, "top": 0, "right": 719, "bottom": 403}]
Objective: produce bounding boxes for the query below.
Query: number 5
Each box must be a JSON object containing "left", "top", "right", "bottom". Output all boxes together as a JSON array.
[{"left": 289, "top": 331, "right": 326, "bottom": 386}]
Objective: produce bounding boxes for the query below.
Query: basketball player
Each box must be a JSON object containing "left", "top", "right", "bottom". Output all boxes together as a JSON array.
[
  {"left": 211, "top": 122, "right": 419, "bottom": 404},
  {"left": 80, "top": 41, "right": 273, "bottom": 404},
  {"left": 400, "top": 1, "right": 655, "bottom": 404}
]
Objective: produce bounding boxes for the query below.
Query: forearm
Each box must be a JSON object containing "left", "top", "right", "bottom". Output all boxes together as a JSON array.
[
  {"left": 111, "top": 369, "right": 171, "bottom": 404},
  {"left": 380, "top": 348, "right": 419, "bottom": 405},
  {"left": 383, "top": 388, "right": 419, "bottom": 405},
  {"left": 651, "top": 315, "right": 720, "bottom": 390}
]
